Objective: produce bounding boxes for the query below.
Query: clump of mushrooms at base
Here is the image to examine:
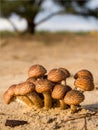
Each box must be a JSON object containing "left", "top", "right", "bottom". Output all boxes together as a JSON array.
[{"left": 3, "top": 64, "right": 95, "bottom": 113}]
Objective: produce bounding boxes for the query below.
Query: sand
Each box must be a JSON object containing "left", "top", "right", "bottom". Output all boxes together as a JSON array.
[{"left": 0, "top": 34, "right": 98, "bottom": 130}]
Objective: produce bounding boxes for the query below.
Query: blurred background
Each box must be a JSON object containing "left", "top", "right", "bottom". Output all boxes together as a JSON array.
[{"left": 0, "top": 0, "right": 98, "bottom": 33}]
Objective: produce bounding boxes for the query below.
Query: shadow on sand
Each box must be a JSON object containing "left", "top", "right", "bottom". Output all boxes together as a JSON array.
[{"left": 83, "top": 103, "right": 98, "bottom": 111}]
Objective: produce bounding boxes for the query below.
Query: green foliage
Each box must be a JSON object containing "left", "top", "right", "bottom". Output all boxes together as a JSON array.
[
  {"left": 0, "top": 0, "right": 42, "bottom": 19},
  {"left": 0, "top": 31, "right": 17, "bottom": 37},
  {"left": 53, "top": 0, "right": 98, "bottom": 17}
]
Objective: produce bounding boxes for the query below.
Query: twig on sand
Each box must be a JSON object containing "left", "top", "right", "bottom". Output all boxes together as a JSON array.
[
  {"left": 64, "top": 112, "right": 98, "bottom": 123},
  {"left": 5, "top": 119, "right": 28, "bottom": 127},
  {"left": 84, "top": 116, "right": 88, "bottom": 130},
  {"left": 64, "top": 111, "right": 98, "bottom": 130},
  {"left": 80, "top": 116, "right": 88, "bottom": 130}
]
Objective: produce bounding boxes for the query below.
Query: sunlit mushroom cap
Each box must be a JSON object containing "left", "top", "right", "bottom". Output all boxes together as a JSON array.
[
  {"left": 59, "top": 68, "right": 70, "bottom": 78},
  {"left": 74, "top": 77, "right": 94, "bottom": 91},
  {"left": 15, "top": 82, "right": 35, "bottom": 95},
  {"left": 35, "top": 79, "right": 54, "bottom": 93},
  {"left": 52, "top": 84, "right": 71, "bottom": 99},
  {"left": 3, "top": 84, "right": 16, "bottom": 104},
  {"left": 64, "top": 90, "right": 85, "bottom": 105},
  {"left": 28, "top": 64, "right": 47, "bottom": 78},
  {"left": 47, "top": 68, "right": 66, "bottom": 82},
  {"left": 74, "top": 69, "right": 93, "bottom": 80}
]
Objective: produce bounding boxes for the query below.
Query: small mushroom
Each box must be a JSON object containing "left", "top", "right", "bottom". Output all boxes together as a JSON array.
[
  {"left": 3, "top": 84, "right": 16, "bottom": 104},
  {"left": 13, "top": 82, "right": 34, "bottom": 108},
  {"left": 74, "top": 77, "right": 94, "bottom": 92},
  {"left": 47, "top": 68, "right": 66, "bottom": 85},
  {"left": 28, "top": 64, "right": 47, "bottom": 78},
  {"left": 52, "top": 84, "right": 72, "bottom": 109},
  {"left": 35, "top": 79, "right": 54, "bottom": 109},
  {"left": 74, "top": 69, "right": 93, "bottom": 80},
  {"left": 15, "top": 81, "right": 43, "bottom": 108},
  {"left": 64, "top": 90, "right": 85, "bottom": 113},
  {"left": 3, "top": 84, "right": 33, "bottom": 108},
  {"left": 26, "top": 77, "right": 44, "bottom": 100}
]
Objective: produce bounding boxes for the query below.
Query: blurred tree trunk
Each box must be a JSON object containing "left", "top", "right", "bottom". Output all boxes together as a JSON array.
[{"left": 27, "top": 20, "right": 36, "bottom": 34}]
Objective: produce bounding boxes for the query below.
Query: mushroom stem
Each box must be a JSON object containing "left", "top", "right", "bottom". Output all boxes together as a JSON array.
[
  {"left": 16, "top": 95, "right": 34, "bottom": 108},
  {"left": 74, "top": 87, "right": 84, "bottom": 93},
  {"left": 27, "top": 92, "right": 43, "bottom": 108},
  {"left": 74, "top": 87, "right": 77, "bottom": 90},
  {"left": 79, "top": 90, "right": 84, "bottom": 93},
  {"left": 61, "top": 80, "right": 66, "bottom": 86},
  {"left": 70, "top": 105, "right": 77, "bottom": 113},
  {"left": 43, "top": 91, "right": 52, "bottom": 109},
  {"left": 59, "top": 99, "right": 68, "bottom": 109}
]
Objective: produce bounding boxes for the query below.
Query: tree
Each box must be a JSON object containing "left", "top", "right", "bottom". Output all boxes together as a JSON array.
[{"left": 0, "top": 0, "right": 98, "bottom": 33}]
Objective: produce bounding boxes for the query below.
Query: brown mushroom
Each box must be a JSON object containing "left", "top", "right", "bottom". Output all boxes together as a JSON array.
[
  {"left": 64, "top": 90, "right": 85, "bottom": 113},
  {"left": 47, "top": 68, "right": 66, "bottom": 84},
  {"left": 3, "top": 84, "right": 33, "bottom": 108},
  {"left": 35, "top": 79, "right": 54, "bottom": 109},
  {"left": 28, "top": 64, "right": 47, "bottom": 78},
  {"left": 74, "top": 77, "right": 94, "bottom": 92},
  {"left": 15, "top": 82, "right": 43, "bottom": 108},
  {"left": 74, "top": 69, "right": 93, "bottom": 80},
  {"left": 3, "top": 84, "right": 16, "bottom": 104},
  {"left": 52, "top": 84, "right": 72, "bottom": 109}
]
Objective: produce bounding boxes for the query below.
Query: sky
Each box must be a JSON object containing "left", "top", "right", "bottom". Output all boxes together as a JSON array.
[{"left": 0, "top": 0, "right": 98, "bottom": 32}]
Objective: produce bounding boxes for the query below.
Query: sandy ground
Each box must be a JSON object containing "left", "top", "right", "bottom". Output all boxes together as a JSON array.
[{"left": 0, "top": 34, "right": 98, "bottom": 130}]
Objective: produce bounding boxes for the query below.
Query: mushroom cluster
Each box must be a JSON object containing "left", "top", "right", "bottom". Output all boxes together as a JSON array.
[{"left": 3, "top": 65, "right": 95, "bottom": 113}]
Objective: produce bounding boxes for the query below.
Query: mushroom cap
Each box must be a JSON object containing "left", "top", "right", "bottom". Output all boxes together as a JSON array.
[
  {"left": 26, "top": 77, "right": 37, "bottom": 85},
  {"left": 28, "top": 64, "right": 47, "bottom": 78},
  {"left": 15, "top": 82, "right": 35, "bottom": 95},
  {"left": 52, "top": 84, "right": 71, "bottom": 99},
  {"left": 74, "top": 77, "right": 94, "bottom": 91},
  {"left": 47, "top": 68, "right": 66, "bottom": 82},
  {"left": 64, "top": 90, "right": 85, "bottom": 105},
  {"left": 74, "top": 69, "right": 93, "bottom": 80},
  {"left": 35, "top": 79, "right": 54, "bottom": 93},
  {"left": 59, "top": 68, "right": 70, "bottom": 78},
  {"left": 3, "top": 84, "right": 16, "bottom": 104}
]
